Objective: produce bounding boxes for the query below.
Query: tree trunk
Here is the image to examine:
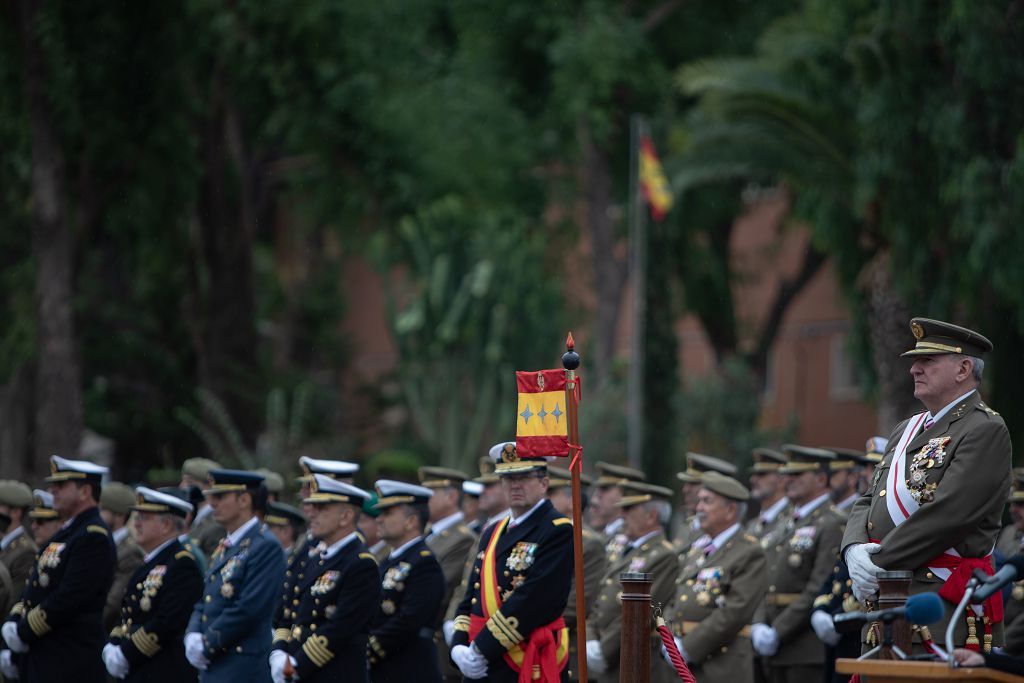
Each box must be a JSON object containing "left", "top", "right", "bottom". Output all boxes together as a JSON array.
[
  {"left": 20, "top": 0, "right": 83, "bottom": 467},
  {"left": 861, "top": 251, "right": 917, "bottom": 435},
  {"left": 0, "top": 364, "right": 35, "bottom": 480}
]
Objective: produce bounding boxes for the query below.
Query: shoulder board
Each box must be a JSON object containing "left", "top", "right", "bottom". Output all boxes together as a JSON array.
[
  {"left": 457, "top": 525, "right": 471, "bottom": 534},
  {"left": 359, "top": 552, "right": 378, "bottom": 563},
  {"left": 743, "top": 534, "right": 757, "bottom": 543},
  {"left": 553, "top": 518, "right": 572, "bottom": 526},
  {"left": 175, "top": 551, "right": 195, "bottom": 561},
  {"left": 978, "top": 402, "right": 1000, "bottom": 416},
  {"left": 420, "top": 550, "right": 433, "bottom": 557},
  {"left": 87, "top": 525, "right": 109, "bottom": 536},
  {"left": 660, "top": 540, "right": 674, "bottom": 550}
]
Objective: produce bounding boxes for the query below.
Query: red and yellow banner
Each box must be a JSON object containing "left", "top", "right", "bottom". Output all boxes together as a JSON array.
[
  {"left": 516, "top": 369, "right": 568, "bottom": 457},
  {"left": 639, "top": 136, "right": 673, "bottom": 221}
]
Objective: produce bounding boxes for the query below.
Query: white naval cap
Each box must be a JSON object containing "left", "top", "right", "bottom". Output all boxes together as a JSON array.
[
  {"left": 462, "top": 480, "right": 484, "bottom": 497},
  {"left": 303, "top": 473, "right": 371, "bottom": 506},
  {"left": 297, "top": 455, "right": 360, "bottom": 482},
  {"left": 374, "top": 480, "right": 433, "bottom": 509},
  {"left": 132, "top": 486, "right": 194, "bottom": 517},
  {"left": 45, "top": 454, "right": 109, "bottom": 483}
]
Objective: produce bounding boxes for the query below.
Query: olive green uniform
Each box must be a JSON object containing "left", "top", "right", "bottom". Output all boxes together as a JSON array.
[{"left": 564, "top": 526, "right": 608, "bottom": 681}]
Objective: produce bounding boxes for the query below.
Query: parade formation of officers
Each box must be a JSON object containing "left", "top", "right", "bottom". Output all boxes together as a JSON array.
[{"left": 0, "top": 316, "right": 1017, "bottom": 682}]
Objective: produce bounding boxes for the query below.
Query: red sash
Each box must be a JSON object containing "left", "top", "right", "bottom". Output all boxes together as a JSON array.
[{"left": 468, "top": 518, "right": 569, "bottom": 682}]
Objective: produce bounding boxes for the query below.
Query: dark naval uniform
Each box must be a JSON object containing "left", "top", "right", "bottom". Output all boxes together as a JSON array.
[
  {"left": 273, "top": 533, "right": 316, "bottom": 645},
  {"left": 186, "top": 519, "right": 285, "bottom": 682},
  {"left": 368, "top": 538, "right": 445, "bottom": 682},
  {"left": 5, "top": 506, "right": 116, "bottom": 682},
  {"left": 108, "top": 539, "right": 204, "bottom": 682},
  {"left": 272, "top": 536, "right": 380, "bottom": 682},
  {"left": 662, "top": 530, "right": 767, "bottom": 683},
  {"left": 811, "top": 561, "right": 860, "bottom": 682},
  {"left": 451, "top": 499, "right": 573, "bottom": 683}
]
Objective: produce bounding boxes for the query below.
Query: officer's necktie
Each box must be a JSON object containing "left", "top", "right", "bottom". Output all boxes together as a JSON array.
[
  {"left": 923, "top": 416, "right": 935, "bottom": 431},
  {"left": 703, "top": 543, "right": 717, "bottom": 557}
]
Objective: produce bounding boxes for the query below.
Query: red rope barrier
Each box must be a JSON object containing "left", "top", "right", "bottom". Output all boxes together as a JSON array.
[{"left": 656, "top": 616, "right": 697, "bottom": 683}]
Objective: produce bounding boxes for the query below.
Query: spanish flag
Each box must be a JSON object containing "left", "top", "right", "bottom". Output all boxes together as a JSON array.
[
  {"left": 516, "top": 369, "right": 569, "bottom": 457},
  {"left": 639, "top": 136, "right": 673, "bottom": 221}
]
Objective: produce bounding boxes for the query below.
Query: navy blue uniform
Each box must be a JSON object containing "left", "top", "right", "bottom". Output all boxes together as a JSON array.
[
  {"left": 272, "top": 536, "right": 380, "bottom": 682},
  {"left": 6, "top": 506, "right": 115, "bottom": 682},
  {"left": 368, "top": 538, "right": 445, "bottom": 683},
  {"left": 273, "top": 532, "right": 315, "bottom": 639},
  {"left": 812, "top": 559, "right": 860, "bottom": 683},
  {"left": 186, "top": 520, "right": 285, "bottom": 682},
  {"left": 109, "top": 539, "right": 204, "bottom": 682},
  {"left": 451, "top": 500, "right": 573, "bottom": 683}
]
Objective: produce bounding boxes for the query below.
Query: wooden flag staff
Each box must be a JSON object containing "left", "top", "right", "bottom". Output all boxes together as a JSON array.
[{"left": 562, "top": 332, "right": 588, "bottom": 681}]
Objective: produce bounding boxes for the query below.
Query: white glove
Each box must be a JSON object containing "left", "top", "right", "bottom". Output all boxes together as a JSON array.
[
  {"left": 451, "top": 643, "right": 487, "bottom": 679},
  {"left": 751, "top": 623, "right": 779, "bottom": 656},
  {"left": 102, "top": 643, "right": 130, "bottom": 679},
  {"left": 1, "top": 623, "right": 27, "bottom": 653},
  {"left": 184, "top": 632, "right": 209, "bottom": 670},
  {"left": 811, "top": 610, "right": 842, "bottom": 646},
  {"left": 269, "top": 649, "right": 288, "bottom": 683},
  {"left": 586, "top": 639, "right": 608, "bottom": 674},
  {"left": 442, "top": 620, "right": 456, "bottom": 647},
  {"left": 0, "top": 649, "right": 18, "bottom": 680},
  {"left": 846, "top": 542, "right": 883, "bottom": 601}
]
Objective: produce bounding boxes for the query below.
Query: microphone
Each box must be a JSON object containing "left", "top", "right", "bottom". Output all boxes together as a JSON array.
[
  {"left": 833, "top": 592, "right": 945, "bottom": 634},
  {"left": 971, "top": 555, "right": 1024, "bottom": 603}
]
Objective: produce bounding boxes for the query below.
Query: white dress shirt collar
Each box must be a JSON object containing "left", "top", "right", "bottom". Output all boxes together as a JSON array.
[
  {"left": 321, "top": 531, "right": 360, "bottom": 560},
  {"left": 836, "top": 492, "right": 860, "bottom": 512},
  {"left": 225, "top": 516, "right": 260, "bottom": 547},
  {"left": 429, "top": 512, "right": 464, "bottom": 536},
  {"left": 794, "top": 493, "right": 832, "bottom": 520},
  {"left": 112, "top": 526, "right": 131, "bottom": 546},
  {"left": 630, "top": 529, "right": 662, "bottom": 549},
  {"left": 706, "top": 523, "right": 742, "bottom": 553},
  {"left": 603, "top": 517, "right": 624, "bottom": 537},
  {"left": 508, "top": 499, "right": 546, "bottom": 528},
  {"left": 389, "top": 536, "right": 423, "bottom": 559},
  {"left": 143, "top": 537, "right": 178, "bottom": 564},
  {"left": 1, "top": 525, "right": 24, "bottom": 550},
  {"left": 760, "top": 497, "right": 790, "bottom": 523},
  {"left": 927, "top": 389, "right": 977, "bottom": 424}
]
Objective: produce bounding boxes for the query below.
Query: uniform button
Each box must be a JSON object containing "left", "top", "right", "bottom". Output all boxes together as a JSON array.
[
  {"left": 867, "top": 522, "right": 874, "bottom": 530},
  {"left": 236, "top": 646, "right": 242, "bottom": 653},
  {"left": 135, "top": 583, "right": 143, "bottom": 590},
  {"left": 721, "top": 646, "right": 728, "bottom": 653},
  {"left": 775, "top": 545, "right": 782, "bottom": 552},
  {"left": 675, "top": 578, "right": 681, "bottom": 584},
  {"left": 202, "top": 616, "right": 207, "bottom": 622},
  {"left": 472, "top": 598, "right": 477, "bottom": 604},
  {"left": 474, "top": 583, "right": 480, "bottom": 589},
  {"left": 294, "top": 586, "right": 301, "bottom": 594},
  {"left": 310, "top": 624, "right": 317, "bottom": 631},
  {"left": 205, "top": 596, "right": 212, "bottom": 603},
  {"left": 315, "top": 599, "right": 320, "bottom": 605},
  {"left": 604, "top": 579, "right": 612, "bottom": 586},
  {"left": 600, "top": 595, "right": 607, "bottom": 601},
  {"left": 504, "top": 571, "right": 510, "bottom": 577},
  {"left": 312, "top": 611, "right": 317, "bottom": 617},
  {"left": 681, "top": 596, "right": 688, "bottom": 602},
  {"left": 769, "top": 585, "right": 776, "bottom": 592},
  {"left": 926, "top": 572, "right": 933, "bottom": 579},
  {"left": 879, "top": 490, "right": 886, "bottom": 497},
  {"left": 686, "top": 580, "right": 694, "bottom": 586},
  {"left": 293, "top": 599, "right": 300, "bottom": 606}
]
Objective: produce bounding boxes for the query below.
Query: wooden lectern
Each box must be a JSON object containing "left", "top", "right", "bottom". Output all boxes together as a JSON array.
[{"left": 836, "top": 658, "right": 1024, "bottom": 682}]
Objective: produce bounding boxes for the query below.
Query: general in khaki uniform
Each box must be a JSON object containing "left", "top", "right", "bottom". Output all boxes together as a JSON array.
[
  {"left": 1, "top": 456, "right": 117, "bottom": 683},
  {"left": 586, "top": 482, "right": 679, "bottom": 683},
  {"left": 102, "top": 482, "right": 146, "bottom": 631},
  {"left": 269, "top": 475, "right": 379, "bottom": 683},
  {"left": 105, "top": 487, "right": 204, "bottom": 682},
  {"left": 662, "top": 473, "right": 767, "bottom": 683},
  {"left": 0, "top": 481, "right": 36, "bottom": 604},
  {"left": 842, "top": 319, "right": 1012, "bottom": 652},
  {"left": 752, "top": 446, "right": 844, "bottom": 683},
  {"left": 367, "top": 480, "right": 444, "bottom": 683},
  {"left": 674, "top": 453, "right": 738, "bottom": 553}
]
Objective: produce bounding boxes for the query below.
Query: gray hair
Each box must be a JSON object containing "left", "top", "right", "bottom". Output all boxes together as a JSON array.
[
  {"left": 644, "top": 500, "right": 673, "bottom": 527},
  {"left": 966, "top": 355, "right": 984, "bottom": 382},
  {"left": 161, "top": 513, "right": 186, "bottom": 533},
  {"left": 733, "top": 502, "right": 748, "bottom": 522}
]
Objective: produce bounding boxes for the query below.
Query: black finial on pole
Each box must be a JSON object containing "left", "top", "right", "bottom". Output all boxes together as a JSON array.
[{"left": 562, "top": 331, "right": 580, "bottom": 370}]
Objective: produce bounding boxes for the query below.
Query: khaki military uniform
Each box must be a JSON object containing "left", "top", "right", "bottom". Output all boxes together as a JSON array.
[
  {"left": 426, "top": 518, "right": 475, "bottom": 682},
  {"left": 587, "top": 530, "right": 679, "bottom": 683},
  {"left": 0, "top": 528, "right": 37, "bottom": 601},
  {"left": 759, "top": 499, "right": 844, "bottom": 683},
  {"left": 842, "top": 392, "right": 1012, "bottom": 649},
  {"left": 672, "top": 513, "right": 704, "bottom": 554},
  {"left": 0, "top": 560, "right": 12, "bottom": 616},
  {"left": 746, "top": 500, "right": 791, "bottom": 683},
  {"left": 662, "top": 530, "right": 766, "bottom": 683},
  {"left": 565, "top": 526, "right": 608, "bottom": 681},
  {"left": 104, "top": 529, "right": 145, "bottom": 631},
  {"left": 190, "top": 507, "right": 226, "bottom": 558}
]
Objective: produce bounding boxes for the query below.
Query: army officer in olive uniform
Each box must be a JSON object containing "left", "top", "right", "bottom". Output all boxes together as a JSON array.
[
  {"left": 751, "top": 446, "right": 843, "bottom": 683},
  {"left": 586, "top": 482, "right": 679, "bottom": 683},
  {"left": 368, "top": 480, "right": 444, "bottom": 682},
  {"left": 661, "top": 473, "right": 766, "bottom": 683},
  {"left": 2, "top": 456, "right": 116, "bottom": 683},
  {"left": 269, "top": 475, "right": 379, "bottom": 683},
  {"left": 674, "top": 453, "right": 738, "bottom": 553},
  {"left": 104, "top": 487, "right": 203, "bottom": 682},
  {"left": 0, "top": 481, "right": 36, "bottom": 604},
  {"left": 843, "top": 318, "right": 1012, "bottom": 652}
]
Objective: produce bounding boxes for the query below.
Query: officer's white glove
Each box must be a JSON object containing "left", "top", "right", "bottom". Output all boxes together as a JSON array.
[
  {"left": 269, "top": 649, "right": 288, "bottom": 683},
  {"left": 184, "top": 632, "right": 209, "bottom": 670},
  {"left": 1, "top": 623, "right": 27, "bottom": 654},
  {"left": 102, "top": 643, "right": 130, "bottom": 679},
  {"left": 442, "top": 620, "right": 456, "bottom": 647},
  {"left": 586, "top": 640, "right": 608, "bottom": 673},
  {"left": 845, "top": 542, "right": 883, "bottom": 601},
  {"left": 751, "top": 623, "right": 779, "bottom": 656},
  {"left": 451, "top": 643, "right": 487, "bottom": 679},
  {"left": 0, "top": 649, "right": 18, "bottom": 679},
  {"left": 811, "top": 610, "right": 842, "bottom": 646}
]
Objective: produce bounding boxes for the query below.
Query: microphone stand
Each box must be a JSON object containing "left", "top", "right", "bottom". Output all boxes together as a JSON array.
[
  {"left": 947, "top": 576, "right": 980, "bottom": 669},
  {"left": 858, "top": 612, "right": 910, "bottom": 661}
]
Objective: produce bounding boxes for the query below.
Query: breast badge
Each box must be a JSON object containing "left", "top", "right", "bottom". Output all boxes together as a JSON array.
[
  {"left": 382, "top": 563, "right": 411, "bottom": 590},
  {"left": 787, "top": 526, "right": 816, "bottom": 566},
  {"left": 694, "top": 567, "right": 724, "bottom": 608},
  {"left": 506, "top": 543, "right": 538, "bottom": 572},
  {"left": 140, "top": 565, "right": 166, "bottom": 612},
  {"left": 312, "top": 570, "right": 341, "bottom": 595}
]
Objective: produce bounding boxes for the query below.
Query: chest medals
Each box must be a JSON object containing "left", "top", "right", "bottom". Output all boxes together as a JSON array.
[
  {"left": 693, "top": 567, "right": 724, "bottom": 608},
  {"left": 37, "top": 542, "right": 66, "bottom": 587},
  {"left": 382, "top": 563, "right": 411, "bottom": 591},
  {"left": 140, "top": 565, "right": 166, "bottom": 612},
  {"left": 788, "top": 526, "right": 817, "bottom": 568},
  {"left": 506, "top": 542, "right": 538, "bottom": 572},
  {"left": 907, "top": 437, "right": 950, "bottom": 504}
]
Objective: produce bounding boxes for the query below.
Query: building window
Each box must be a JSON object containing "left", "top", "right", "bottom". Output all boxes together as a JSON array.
[{"left": 830, "top": 334, "right": 861, "bottom": 401}]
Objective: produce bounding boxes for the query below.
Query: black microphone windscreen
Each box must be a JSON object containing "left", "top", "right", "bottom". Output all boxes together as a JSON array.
[{"left": 904, "top": 592, "right": 944, "bottom": 626}]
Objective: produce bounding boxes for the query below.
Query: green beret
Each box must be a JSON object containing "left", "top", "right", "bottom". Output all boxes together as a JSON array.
[
  {"left": 100, "top": 482, "right": 137, "bottom": 515},
  {"left": 700, "top": 471, "right": 750, "bottom": 502},
  {"left": 0, "top": 480, "right": 33, "bottom": 508}
]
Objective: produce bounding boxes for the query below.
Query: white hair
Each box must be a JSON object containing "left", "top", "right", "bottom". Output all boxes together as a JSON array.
[
  {"left": 966, "top": 355, "right": 984, "bottom": 382},
  {"left": 644, "top": 500, "right": 673, "bottom": 527}
]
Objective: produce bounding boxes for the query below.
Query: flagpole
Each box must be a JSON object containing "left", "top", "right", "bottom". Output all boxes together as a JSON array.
[
  {"left": 627, "top": 114, "right": 646, "bottom": 471},
  {"left": 562, "top": 332, "right": 587, "bottom": 681}
]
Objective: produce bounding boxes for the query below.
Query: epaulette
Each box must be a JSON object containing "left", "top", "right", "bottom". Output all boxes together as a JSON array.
[
  {"left": 553, "top": 517, "right": 572, "bottom": 526},
  {"left": 87, "top": 525, "right": 109, "bottom": 536},
  {"left": 660, "top": 540, "right": 674, "bottom": 550},
  {"left": 175, "top": 550, "right": 195, "bottom": 561},
  {"left": 813, "top": 594, "right": 831, "bottom": 608},
  {"left": 743, "top": 534, "right": 757, "bottom": 543},
  {"left": 979, "top": 402, "right": 1000, "bottom": 417},
  {"left": 420, "top": 549, "right": 433, "bottom": 557},
  {"left": 359, "top": 552, "right": 378, "bottom": 563},
  {"left": 457, "top": 525, "right": 471, "bottom": 534}
]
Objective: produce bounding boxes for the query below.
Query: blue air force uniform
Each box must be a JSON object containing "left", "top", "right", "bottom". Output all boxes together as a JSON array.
[{"left": 3, "top": 457, "right": 116, "bottom": 683}]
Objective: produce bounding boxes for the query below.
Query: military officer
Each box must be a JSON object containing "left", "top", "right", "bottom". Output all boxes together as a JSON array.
[
  {"left": 254, "top": 469, "right": 285, "bottom": 503},
  {"left": 586, "top": 481, "right": 678, "bottom": 683},
  {"left": 589, "top": 461, "right": 646, "bottom": 557},
  {"left": 268, "top": 474, "right": 379, "bottom": 683},
  {"left": 843, "top": 318, "right": 1012, "bottom": 652},
  {"left": 156, "top": 487, "right": 209, "bottom": 577},
  {"left": 674, "top": 453, "right": 739, "bottom": 552},
  {"left": 751, "top": 445, "right": 843, "bottom": 683},
  {"left": 362, "top": 495, "right": 391, "bottom": 562},
  {"left": 660, "top": 472, "right": 767, "bottom": 683},
  {"left": 1, "top": 456, "right": 117, "bottom": 682},
  {"left": 368, "top": 480, "right": 445, "bottom": 682},
  {"left": 450, "top": 445, "right": 573, "bottom": 682},
  {"left": 823, "top": 449, "right": 866, "bottom": 514},
  {"left": 462, "top": 481, "right": 483, "bottom": 534},
  {"left": 266, "top": 502, "right": 307, "bottom": 560},
  {"left": 102, "top": 482, "right": 146, "bottom": 631},
  {"left": 999, "top": 474, "right": 1024, "bottom": 655},
  {"left": 26, "top": 490, "right": 61, "bottom": 546},
  {"left": 858, "top": 437, "right": 888, "bottom": 497},
  {"left": 185, "top": 470, "right": 285, "bottom": 681},
  {"left": 0, "top": 481, "right": 36, "bottom": 603},
  {"left": 103, "top": 487, "right": 204, "bottom": 682},
  {"left": 547, "top": 466, "right": 606, "bottom": 682},
  {"left": 181, "top": 458, "right": 226, "bottom": 558}
]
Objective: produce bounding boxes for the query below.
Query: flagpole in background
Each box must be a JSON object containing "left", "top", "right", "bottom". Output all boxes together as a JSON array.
[
  {"left": 562, "top": 333, "right": 587, "bottom": 682},
  {"left": 627, "top": 115, "right": 646, "bottom": 471}
]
